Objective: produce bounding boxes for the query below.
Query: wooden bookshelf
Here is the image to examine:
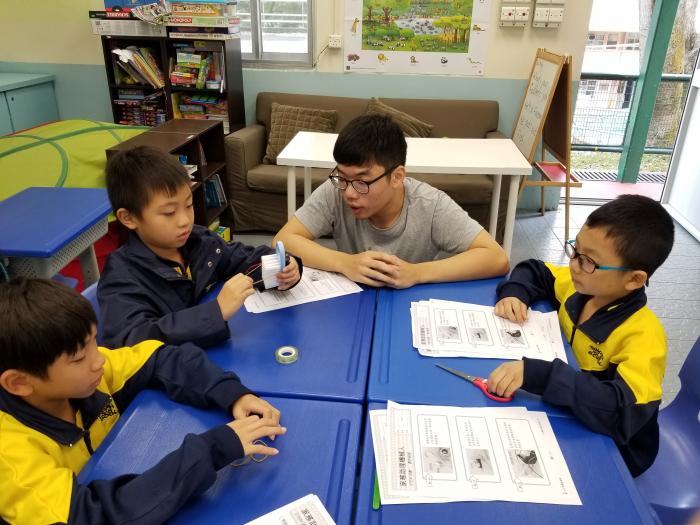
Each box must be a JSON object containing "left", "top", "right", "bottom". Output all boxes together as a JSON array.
[
  {"left": 106, "top": 119, "right": 233, "bottom": 228},
  {"left": 100, "top": 35, "right": 245, "bottom": 133}
]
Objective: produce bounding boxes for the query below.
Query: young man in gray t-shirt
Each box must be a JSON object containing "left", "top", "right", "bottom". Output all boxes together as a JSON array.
[{"left": 274, "top": 115, "right": 509, "bottom": 288}]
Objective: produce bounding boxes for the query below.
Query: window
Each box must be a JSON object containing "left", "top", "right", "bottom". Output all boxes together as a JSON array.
[{"left": 237, "top": 0, "right": 312, "bottom": 65}]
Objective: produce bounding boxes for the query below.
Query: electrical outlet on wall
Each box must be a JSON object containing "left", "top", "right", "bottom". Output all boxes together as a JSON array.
[{"left": 328, "top": 34, "right": 342, "bottom": 49}]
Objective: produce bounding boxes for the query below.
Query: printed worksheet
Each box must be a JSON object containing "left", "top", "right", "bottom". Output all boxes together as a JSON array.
[
  {"left": 381, "top": 401, "right": 580, "bottom": 506},
  {"left": 245, "top": 268, "right": 362, "bottom": 313},
  {"left": 244, "top": 494, "right": 336, "bottom": 525},
  {"left": 410, "top": 299, "right": 566, "bottom": 362}
]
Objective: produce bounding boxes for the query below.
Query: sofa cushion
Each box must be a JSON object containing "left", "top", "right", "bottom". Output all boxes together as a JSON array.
[
  {"left": 263, "top": 102, "right": 338, "bottom": 164},
  {"left": 366, "top": 98, "right": 433, "bottom": 138},
  {"left": 247, "top": 164, "right": 331, "bottom": 195}
]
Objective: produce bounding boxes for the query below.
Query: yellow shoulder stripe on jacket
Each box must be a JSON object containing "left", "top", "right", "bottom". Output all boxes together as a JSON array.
[{"left": 99, "top": 340, "right": 165, "bottom": 394}]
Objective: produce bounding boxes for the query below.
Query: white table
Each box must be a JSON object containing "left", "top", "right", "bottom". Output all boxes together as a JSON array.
[{"left": 276, "top": 132, "right": 532, "bottom": 256}]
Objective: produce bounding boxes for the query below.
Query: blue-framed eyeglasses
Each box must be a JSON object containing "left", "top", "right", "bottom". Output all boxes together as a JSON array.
[
  {"left": 565, "top": 240, "right": 631, "bottom": 274},
  {"left": 329, "top": 165, "right": 398, "bottom": 194}
]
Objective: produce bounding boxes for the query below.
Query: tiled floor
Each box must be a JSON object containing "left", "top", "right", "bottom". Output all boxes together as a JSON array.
[{"left": 235, "top": 204, "right": 700, "bottom": 407}]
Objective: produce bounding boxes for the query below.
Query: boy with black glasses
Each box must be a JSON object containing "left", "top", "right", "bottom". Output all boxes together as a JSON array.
[
  {"left": 486, "top": 194, "right": 675, "bottom": 477},
  {"left": 274, "top": 114, "right": 509, "bottom": 288}
]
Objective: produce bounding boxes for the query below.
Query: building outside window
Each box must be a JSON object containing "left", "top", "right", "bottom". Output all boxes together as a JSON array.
[{"left": 237, "top": 0, "right": 312, "bottom": 66}]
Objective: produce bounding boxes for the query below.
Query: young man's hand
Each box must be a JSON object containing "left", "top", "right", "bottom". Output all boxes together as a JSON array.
[
  {"left": 487, "top": 360, "right": 524, "bottom": 398},
  {"left": 227, "top": 415, "right": 286, "bottom": 457},
  {"left": 217, "top": 274, "right": 254, "bottom": 320},
  {"left": 340, "top": 251, "right": 399, "bottom": 287},
  {"left": 381, "top": 256, "right": 421, "bottom": 289},
  {"left": 494, "top": 297, "right": 529, "bottom": 324},
  {"left": 276, "top": 257, "right": 300, "bottom": 290}
]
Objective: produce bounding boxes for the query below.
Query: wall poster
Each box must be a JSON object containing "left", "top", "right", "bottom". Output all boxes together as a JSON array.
[{"left": 344, "top": 0, "right": 491, "bottom": 76}]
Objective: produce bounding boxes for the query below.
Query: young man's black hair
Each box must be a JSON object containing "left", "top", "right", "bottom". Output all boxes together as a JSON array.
[
  {"left": 333, "top": 114, "right": 407, "bottom": 171},
  {"left": 0, "top": 278, "right": 96, "bottom": 378},
  {"left": 585, "top": 194, "right": 674, "bottom": 277},
  {"left": 106, "top": 145, "right": 190, "bottom": 217}
]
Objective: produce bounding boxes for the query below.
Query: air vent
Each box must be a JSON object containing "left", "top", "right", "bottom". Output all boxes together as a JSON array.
[{"left": 572, "top": 170, "right": 666, "bottom": 183}]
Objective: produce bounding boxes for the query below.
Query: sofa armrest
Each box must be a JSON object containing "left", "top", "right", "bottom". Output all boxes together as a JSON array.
[
  {"left": 225, "top": 124, "right": 266, "bottom": 173},
  {"left": 486, "top": 130, "right": 507, "bottom": 139}
]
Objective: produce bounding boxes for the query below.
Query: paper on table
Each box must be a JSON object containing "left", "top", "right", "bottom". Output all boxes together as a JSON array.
[
  {"left": 244, "top": 494, "right": 336, "bottom": 524},
  {"left": 244, "top": 267, "right": 362, "bottom": 313},
  {"left": 410, "top": 299, "right": 566, "bottom": 362},
  {"left": 382, "top": 401, "right": 581, "bottom": 506}
]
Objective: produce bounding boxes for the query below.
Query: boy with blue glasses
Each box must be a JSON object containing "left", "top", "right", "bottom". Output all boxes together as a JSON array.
[{"left": 486, "top": 194, "right": 674, "bottom": 477}]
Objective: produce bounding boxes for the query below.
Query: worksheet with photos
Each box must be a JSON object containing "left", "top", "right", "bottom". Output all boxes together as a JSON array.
[
  {"left": 410, "top": 299, "right": 567, "bottom": 362},
  {"left": 244, "top": 268, "right": 362, "bottom": 313},
  {"left": 244, "top": 494, "right": 336, "bottom": 525},
  {"left": 372, "top": 401, "right": 581, "bottom": 506}
]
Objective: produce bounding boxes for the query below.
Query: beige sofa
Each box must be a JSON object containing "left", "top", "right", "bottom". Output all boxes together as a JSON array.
[{"left": 224, "top": 92, "right": 510, "bottom": 238}]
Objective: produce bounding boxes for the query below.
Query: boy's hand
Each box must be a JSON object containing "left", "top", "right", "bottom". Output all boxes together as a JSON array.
[
  {"left": 227, "top": 415, "right": 286, "bottom": 457},
  {"left": 217, "top": 274, "right": 254, "bottom": 320},
  {"left": 276, "top": 257, "right": 300, "bottom": 291},
  {"left": 232, "top": 394, "right": 280, "bottom": 424},
  {"left": 341, "top": 251, "right": 399, "bottom": 287},
  {"left": 494, "top": 297, "right": 529, "bottom": 324},
  {"left": 487, "top": 361, "right": 524, "bottom": 398}
]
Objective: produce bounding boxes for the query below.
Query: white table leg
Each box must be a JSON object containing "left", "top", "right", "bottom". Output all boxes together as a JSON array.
[
  {"left": 503, "top": 175, "right": 521, "bottom": 258},
  {"left": 79, "top": 245, "right": 100, "bottom": 287},
  {"left": 287, "top": 166, "right": 296, "bottom": 219},
  {"left": 304, "top": 166, "right": 311, "bottom": 202},
  {"left": 489, "top": 174, "right": 502, "bottom": 238}
]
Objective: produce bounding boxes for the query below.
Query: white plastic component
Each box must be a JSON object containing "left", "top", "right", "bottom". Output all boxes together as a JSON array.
[
  {"left": 328, "top": 34, "right": 342, "bottom": 49},
  {"left": 533, "top": 7, "right": 549, "bottom": 22},
  {"left": 500, "top": 6, "right": 516, "bottom": 22},
  {"left": 548, "top": 7, "right": 564, "bottom": 23},
  {"left": 515, "top": 6, "right": 530, "bottom": 24}
]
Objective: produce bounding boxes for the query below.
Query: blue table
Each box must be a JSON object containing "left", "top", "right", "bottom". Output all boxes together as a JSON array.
[
  {"left": 78, "top": 390, "right": 362, "bottom": 525},
  {"left": 203, "top": 287, "right": 376, "bottom": 403},
  {"left": 0, "top": 187, "right": 111, "bottom": 285},
  {"left": 356, "top": 403, "right": 656, "bottom": 525},
  {"left": 368, "top": 279, "right": 576, "bottom": 416}
]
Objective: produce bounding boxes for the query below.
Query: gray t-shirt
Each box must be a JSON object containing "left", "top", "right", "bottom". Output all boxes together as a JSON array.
[{"left": 295, "top": 177, "right": 483, "bottom": 263}]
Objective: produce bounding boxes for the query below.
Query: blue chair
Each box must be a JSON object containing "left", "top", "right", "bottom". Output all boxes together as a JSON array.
[
  {"left": 81, "top": 282, "right": 103, "bottom": 343},
  {"left": 636, "top": 336, "right": 700, "bottom": 524}
]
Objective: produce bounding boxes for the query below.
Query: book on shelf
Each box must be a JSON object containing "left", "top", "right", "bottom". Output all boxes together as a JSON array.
[
  {"left": 169, "top": 31, "right": 238, "bottom": 40},
  {"left": 166, "top": 15, "right": 239, "bottom": 27},
  {"left": 112, "top": 46, "right": 165, "bottom": 88},
  {"left": 204, "top": 174, "right": 227, "bottom": 208}
]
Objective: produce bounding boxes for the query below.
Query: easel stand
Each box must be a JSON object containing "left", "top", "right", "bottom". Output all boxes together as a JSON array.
[{"left": 512, "top": 49, "right": 582, "bottom": 242}]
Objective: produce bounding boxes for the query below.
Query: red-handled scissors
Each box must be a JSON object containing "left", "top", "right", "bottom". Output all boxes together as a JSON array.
[{"left": 435, "top": 364, "right": 513, "bottom": 402}]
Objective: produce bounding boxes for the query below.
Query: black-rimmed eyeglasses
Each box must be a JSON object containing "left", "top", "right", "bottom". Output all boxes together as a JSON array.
[
  {"left": 565, "top": 240, "right": 631, "bottom": 274},
  {"left": 328, "top": 165, "right": 398, "bottom": 194}
]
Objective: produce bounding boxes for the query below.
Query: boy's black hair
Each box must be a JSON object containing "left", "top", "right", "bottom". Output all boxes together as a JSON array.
[
  {"left": 106, "top": 145, "right": 189, "bottom": 217},
  {"left": 0, "top": 278, "right": 96, "bottom": 378},
  {"left": 585, "top": 194, "right": 674, "bottom": 277},
  {"left": 333, "top": 114, "right": 407, "bottom": 170}
]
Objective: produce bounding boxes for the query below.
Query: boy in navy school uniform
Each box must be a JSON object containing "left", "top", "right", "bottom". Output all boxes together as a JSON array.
[
  {"left": 486, "top": 195, "right": 675, "bottom": 477},
  {"left": 97, "top": 145, "right": 302, "bottom": 349},
  {"left": 0, "top": 278, "right": 286, "bottom": 524}
]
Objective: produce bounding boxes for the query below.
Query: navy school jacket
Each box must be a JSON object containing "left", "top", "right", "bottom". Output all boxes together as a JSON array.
[
  {"left": 497, "top": 259, "right": 666, "bottom": 477},
  {"left": 97, "top": 225, "right": 276, "bottom": 348},
  {"left": 0, "top": 340, "right": 252, "bottom": 524}
]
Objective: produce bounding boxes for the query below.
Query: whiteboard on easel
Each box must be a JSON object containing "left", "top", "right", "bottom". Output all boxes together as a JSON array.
[{"left": 512, "top": 49, "right": 566, "bottom": 163}]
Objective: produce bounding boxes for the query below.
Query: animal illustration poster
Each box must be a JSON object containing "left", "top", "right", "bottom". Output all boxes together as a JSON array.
[{"left": 344, "top": 0, "right": 490, "bottom": 75}]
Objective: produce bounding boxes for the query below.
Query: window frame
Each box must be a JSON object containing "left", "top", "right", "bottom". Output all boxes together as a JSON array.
[{"left": 239, "top": 0, "right": 314, "bottom": 68}]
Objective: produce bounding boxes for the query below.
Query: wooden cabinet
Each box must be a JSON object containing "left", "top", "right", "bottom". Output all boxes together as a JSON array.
[
  {"left": 100, "top": 35, "right": 244, "bottom": 133},
  {"left": 0, "top": 74, "right": 59, "bottom": 135},
  {"left": 106, "top": 119, "right": 232, "bottom": 227}
]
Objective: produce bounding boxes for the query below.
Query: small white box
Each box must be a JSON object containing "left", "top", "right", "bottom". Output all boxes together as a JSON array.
[
  {"left": 533, "top": 7, "right": 549, "bottom": 22},
  {"left": 500, "top": 6, "right": 516, "bottom": 22},
  {"left": 548, "top": 7, "right": 564, "bottom": 23},
  {"left": 515, "top": 6, "right": 530, "bottom": 23}
]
